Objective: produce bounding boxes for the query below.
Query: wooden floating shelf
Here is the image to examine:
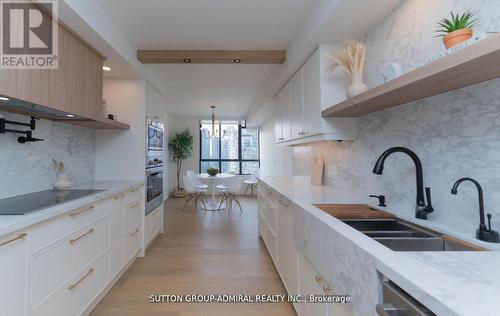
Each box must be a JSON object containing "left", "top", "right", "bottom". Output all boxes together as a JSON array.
[
  {"left": 322, "top": 33, "right": 500, "bottom": 117},
  {"left": 62, "top": 118, "right": 130, "bottom": 130}
]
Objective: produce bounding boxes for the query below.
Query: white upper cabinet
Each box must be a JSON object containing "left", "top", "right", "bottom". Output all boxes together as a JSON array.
[
  {"left": 302, "top": 51, "right": 322, "bottom": 136},
  {"left": 274, "top": 83, "right": 291, "bottom": 142},
  {"left": 274, "top": 48, "right": 357, "bottom": 145},
  {"left": 290, "top": 69, "right": 304, "bottom": 139}
]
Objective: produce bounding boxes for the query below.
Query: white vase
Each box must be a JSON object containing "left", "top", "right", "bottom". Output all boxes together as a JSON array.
[
  {"left": 53, "top": 173, "right": 72, "bottom": 190},
  {"left": 346, "top": 73, "right": 368, "bottom": 98}
]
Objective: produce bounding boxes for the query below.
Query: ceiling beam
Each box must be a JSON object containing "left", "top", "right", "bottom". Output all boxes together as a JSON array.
[{"left": 137, "top": 50, "right": 286, "bottom": 64}]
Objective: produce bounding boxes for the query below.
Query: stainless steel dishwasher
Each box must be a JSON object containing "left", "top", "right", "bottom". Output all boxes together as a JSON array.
[{"left": 376, "top": 281, "right": 436, "bottom": 316}]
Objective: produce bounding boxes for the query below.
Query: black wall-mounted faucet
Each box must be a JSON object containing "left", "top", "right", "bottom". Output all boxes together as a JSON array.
[
  {"left": 451, "top": 177, "right": 500, "bottom": 243},
  {"left": 372, "top": 147, "right": 433, "bottom": 219},
  {"left": 369, "top": 195, "right": 386, "bottom": 207},
  {"left": 0, "top": 116, "right": 43, "bottom": 143}
]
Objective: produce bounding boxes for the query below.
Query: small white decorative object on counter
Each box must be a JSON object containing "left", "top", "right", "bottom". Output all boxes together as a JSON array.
[
  {"left": 381, "top": 63, "right": 402, "bottom": 83},
  {"left": 325, "top": 41, "right": 368, "bottom": 98},
  {"left": 52, "top": 159, "right": 72, "bottom": 190}
]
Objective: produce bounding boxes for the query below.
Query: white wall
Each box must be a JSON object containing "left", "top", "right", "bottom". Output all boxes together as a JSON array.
[
  {"left": 145, "top": 82, "right": 172, "bottom": 198},
  {"left": 293, "top": 0, "right": 500, "bottom": 235},
  {"left": 260, "top": 118, "right": 294, "bottom": 177},
  {"left": 95, "top": 79, "right": 146, "bottom": 181},
  {"left": 0, "top": 112, "right": 95, "bottom": 199}
]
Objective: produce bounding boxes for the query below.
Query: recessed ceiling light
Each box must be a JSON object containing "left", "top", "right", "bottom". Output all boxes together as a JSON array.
[
  {"left": 102, "top": 66, "right": 111, "bottom": 71},
  {"left": 184, "top": 58, "right": 192, "bottom": 63},
  {"left": 0, "top": 96, "right": 9, "bottom": 101},
  {"left": 233, "top": 59, "right": 241, "bottom": 63},
  {"left": 66, "top": 114, "right": 75, "bottom": 118}
]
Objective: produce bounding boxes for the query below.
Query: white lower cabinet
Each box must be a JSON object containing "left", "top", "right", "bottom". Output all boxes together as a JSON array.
[
  {"left": 1, "top": 184, "right": 145, "bottom": 315},
  {"left": 110, "top": 193, "right": 125, "bottom": 279},
  {"left": 30, "top": 215, "right": 111, "bottom": 308},
  {"left": 276, "top": 198, "right": 299, "bottom": 308},
  {"left": 0, "top": 230, "right": 29, "bottom": 316},
  {"left": 144, "top": 205, "right": 164, "bottom": 249},
  {"left": 299, "top": 252, "right": 328, "bottom": 316},
  {"left": 124, "top": 223, "right": 142, "bottom": 264},
  {"left": 33, "top": 251, "right": 110, "bottom": 316},
  {"left": 258, "top": 185, "right": 353, "bottom": 316}
]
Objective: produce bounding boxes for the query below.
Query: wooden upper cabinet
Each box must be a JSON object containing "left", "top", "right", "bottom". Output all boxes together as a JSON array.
[
  {"left": 49, "top": 23, "right": 104, "bottom": 120},
  {"left": 0, "top": 20, "right": 104, "bottom": 121}
]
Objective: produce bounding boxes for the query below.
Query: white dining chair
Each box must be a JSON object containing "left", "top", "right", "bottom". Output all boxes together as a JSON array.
[
  {"left": 243, "top": 168, "right": 260, "bottom": 196},
  {"left": 183, "top": 175, "right": 208, "bottom": 210},
  {"left": 187, "top": 170, "right": 208, "bottom": 190},
  {"left": 217, "top": 176, "right": 243, "bottom": 212},
  {"left": 215, "top": 171, "right": 237, "bottom": 204}
]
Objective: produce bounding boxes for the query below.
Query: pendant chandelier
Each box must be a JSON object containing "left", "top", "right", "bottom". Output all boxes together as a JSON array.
[
  {"left": 201, "top": 105, "right": 226, "bottom": 139},
  {"left": 201, "top": 105, "right": 219, "bottom": 139}
]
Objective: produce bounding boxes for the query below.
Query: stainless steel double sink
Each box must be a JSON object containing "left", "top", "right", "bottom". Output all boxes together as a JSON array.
[{"left": 342, "top": 219, "right": 484, "bottom": 252}]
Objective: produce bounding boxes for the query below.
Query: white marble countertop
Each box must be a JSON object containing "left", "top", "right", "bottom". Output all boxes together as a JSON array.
[
  {"left": 259, "top": 176, "right": 500, "bottom": 316},
  {"left": 0, "top": 180, "right": 144, "bottom": 238}
]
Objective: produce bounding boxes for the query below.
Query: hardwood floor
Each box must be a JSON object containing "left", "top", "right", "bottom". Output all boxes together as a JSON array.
[{"left": 91, "top": 197, "right": 296, "bottom": 316}]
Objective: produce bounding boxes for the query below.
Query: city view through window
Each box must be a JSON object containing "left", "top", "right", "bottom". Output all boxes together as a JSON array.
[{"left": 200, "top": 121, "right": 259, "bottom": 175}]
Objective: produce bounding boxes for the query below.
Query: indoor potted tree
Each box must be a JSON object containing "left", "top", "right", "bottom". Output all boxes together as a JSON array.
[
  {"left": 168, "top": 129, "right": 194, "bottom": 198},
  {"left": 436, "top": 10, "right": 477, "bottom": 49}
]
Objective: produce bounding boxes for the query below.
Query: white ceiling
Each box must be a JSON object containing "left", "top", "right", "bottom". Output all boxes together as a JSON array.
[
  {"left": 93, "top": 0, "right": 401, "bottom": 118},
  {"left": 97, "top": 0, "right": 318, "bottom": 50},
  {"left": 146, "top": 63, "right": 279, "bottom": 117}
]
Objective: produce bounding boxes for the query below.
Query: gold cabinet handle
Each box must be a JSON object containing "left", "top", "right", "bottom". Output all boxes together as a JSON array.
[
  {"left": 323, "top": 284, "right": 331, "bottom": 293},
  {"left": 130, "top": 201, "right": 140, "bottom": 208},
  {"left": 130, "top": 228, "right": 140, "bottom": 236},
  {"left": 69, "top": 229, "right": 95, "bottom": 245},
  {"left": 68, "top": 268, "right": 95, "bottom": 290},
  {"left": 315, "top": 275, "right": 323, "bottom": 283},
  {"left": 69, "top": 205, "right": 95, "bottom": 217},
  {"left": 0, "top": 233, "right": 27, "bottom": 247},
  {"left": 278, "top": 200, "right": 290, "bottom": 207}
]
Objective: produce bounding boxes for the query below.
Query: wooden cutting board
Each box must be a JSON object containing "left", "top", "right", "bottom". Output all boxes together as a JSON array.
[
  {"left": 313, "top": 204, "right": 395, "bottom": 220},
  {"left": 310, "top": 157, "right": 324, "bottom": 186}
]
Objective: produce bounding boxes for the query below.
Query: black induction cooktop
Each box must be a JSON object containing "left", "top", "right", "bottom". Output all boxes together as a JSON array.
[{"left": 0, "top": 189, "right": 105, "bottom": 215}]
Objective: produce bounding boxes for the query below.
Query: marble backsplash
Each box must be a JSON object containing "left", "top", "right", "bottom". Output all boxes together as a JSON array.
[
  {"left": 294, "top": 0, "right": 500, "bottom": 234},
  {"left": 0, "top": 112, "right": 95, "bottom": 199}
]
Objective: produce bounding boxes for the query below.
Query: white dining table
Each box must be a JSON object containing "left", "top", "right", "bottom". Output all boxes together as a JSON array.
[{"left": 195, "top": 173, "right": 235, "bottom": 211}]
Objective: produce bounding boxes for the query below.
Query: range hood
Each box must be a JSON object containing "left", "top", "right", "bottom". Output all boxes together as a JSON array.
[{"left": 0, "top": 96, "right": 86, "bottom": 121}]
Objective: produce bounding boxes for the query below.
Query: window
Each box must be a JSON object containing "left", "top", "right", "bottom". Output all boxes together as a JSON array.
[{"left": 200, "top": 120, "right": 259, "bottom": 175}]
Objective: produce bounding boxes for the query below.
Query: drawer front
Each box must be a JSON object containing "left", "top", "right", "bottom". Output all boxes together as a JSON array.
[
  {"left": 33, "top": 251, "right": 109, "bottom": 316},
  {"left": 268, "top": 204, "right": 277, "bottom": 233},
  {"left": 29, "top": 198, "right": 110, "bottom": 254},
  {"left": 266, "top": 224, "right": 277, "bottom": 263},
  {"left": 124, "top": 224, "right": 142, "bottom": 264},
  {"left": 124, "top": 185, "right": 143, "bottom": 204},
  {"left": 145, "top": 206, "right": 162, "bottom": 246},
  {"left": 30, "top": 215, "right": 110, "bottom": 308},
  {"left": 124, "top": 198, "right": 142, "bottom": 233}
]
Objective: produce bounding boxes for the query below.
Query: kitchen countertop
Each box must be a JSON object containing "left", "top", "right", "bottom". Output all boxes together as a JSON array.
[
  {"left": 259, "top": 176, "right": 500, "bottom": 316},
  {"left": 0, "top": 180, "right": 144, "bottom": 238}
]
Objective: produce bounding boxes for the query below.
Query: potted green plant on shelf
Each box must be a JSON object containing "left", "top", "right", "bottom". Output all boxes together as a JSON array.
[
  {"left": 436, "top": 10, "right": 477, "bottom": 49},
  {"left": 168, "top": 128, "right": 194, "bottom": 198}
]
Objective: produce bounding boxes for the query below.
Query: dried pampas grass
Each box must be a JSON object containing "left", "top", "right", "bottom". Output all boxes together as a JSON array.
[{"left": 325, "top": 41, "right": 367, "bottom": 77}]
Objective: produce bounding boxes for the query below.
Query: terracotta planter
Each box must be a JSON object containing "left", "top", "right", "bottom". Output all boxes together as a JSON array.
[{"left": 443, "top": 28, "right": 473, "bottom": 49}]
